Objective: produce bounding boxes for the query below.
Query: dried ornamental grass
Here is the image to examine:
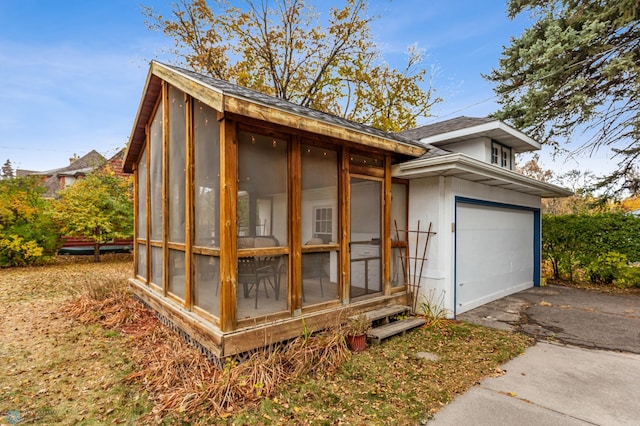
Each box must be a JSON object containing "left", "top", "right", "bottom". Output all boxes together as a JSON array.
[{"left": 63, "top": 275, "right": 353, "bottom": 423}]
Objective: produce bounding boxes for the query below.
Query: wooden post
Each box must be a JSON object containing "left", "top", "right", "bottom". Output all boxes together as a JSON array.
[
  {"left": 383, "top": 154, "right": 392, "bottom": 295},
  {"left": 133, "top": 166, "right": 139, "bottom": 277},
  {"left": 145, "top": 123, "right": 151, "bottom": 284},
  {"left": 184, "top": 94, "right": 194, "bottom": 309},
  {"left": 218, "top": 113, "right": 238, "bottom": 332},
  {"left": 339, "top": 145, "right": 350, "bottom": 304},
  {"left": 161, "top": 81, "right": 170, "bottom": 296},
  {"left": 289, "top": 136, "right": 302, "bottom": 312}
]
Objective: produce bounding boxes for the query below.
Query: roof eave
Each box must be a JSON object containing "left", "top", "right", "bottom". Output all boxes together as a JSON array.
[
  {"left": 123, "top": 66, "right": 164, "bottom": 173},
  {"left": 417, "top": 121, "right": 541, "bottom": 152},
  {"left": 392, "top": 153, "right": 573, "bottom": 198},
  {"left": 151, "top": 62, "right": 425, "bottom": 156}
]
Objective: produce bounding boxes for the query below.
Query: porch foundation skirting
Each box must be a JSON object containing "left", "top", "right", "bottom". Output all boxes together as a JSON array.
[{"left": 129, "top": 278, "right": 409, "bottom": 358}]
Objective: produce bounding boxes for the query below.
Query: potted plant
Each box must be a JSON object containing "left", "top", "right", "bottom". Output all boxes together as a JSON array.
[{"left": 346, "top": 313, "right": 371, "bottom": 352}]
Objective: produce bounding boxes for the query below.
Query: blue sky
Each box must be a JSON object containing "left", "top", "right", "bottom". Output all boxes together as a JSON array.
[{"left": 0, "top": 0, "right": 612, "bottom": 177}]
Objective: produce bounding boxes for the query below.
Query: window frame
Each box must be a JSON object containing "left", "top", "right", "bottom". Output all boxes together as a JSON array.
[
  {"left": 313, "top": 206, "right": 333, "bottom": 241},
  {"left": 491, "top": 140, "right": 512, "bottom": 170}
]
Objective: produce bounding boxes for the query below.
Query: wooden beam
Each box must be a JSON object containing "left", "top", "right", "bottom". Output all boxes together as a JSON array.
[
  {"left": 162, "top": 82, "right": 170, "bottom": 296},
  {"left": 222, "top": 292, "right": 408, "bottom": 356},
  {"left": 145, "top": 121, "right": 152, "bottom": 284},
  {"left": 219, "top": 116, "right": 238, "bottom": 332},
  {"left": 185, "top": 94, "right": 194, "bottom": 309},
  {"left": 339, "top": 145, "right": 350, "bottom": 304},
  {"left": 223, "top": 97, "right": 424, "bottom": 157},
  {"left": 124, "top": 73, "right": 162, "bottom": 173},
  {"left": 383, "top": 154, "right": 392, "bottom": 295},
  {"left": 133, "top": 167, "right": 139, "bottom": 277},
  {"left": 289, "top": 136, "right": 302, "bottom": 312},
  {"left": 167, "top": 242, "right": 186, "bottom": 251},
  {"left": 152, "top": 63, "right": 224, "bottom": 113},
  {"left": 349, "top": 164, "right": 384, "bottom": 179},
  {"left": 130, "top": 279, "right": 223, "bottom": 358},
  {"left": 237, "top": 247, "right": 288, "bottom": 257},
  {"left": 230, "top": 113, "right": 411, "bottom": 162},
  {"left": 192, "top": 246, "right": 221, "bottom": 256}
]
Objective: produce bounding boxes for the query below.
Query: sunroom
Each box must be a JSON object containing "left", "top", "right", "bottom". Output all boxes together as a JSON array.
[{"left": 123, "top": 62, "right": 427, "bottom": 358}]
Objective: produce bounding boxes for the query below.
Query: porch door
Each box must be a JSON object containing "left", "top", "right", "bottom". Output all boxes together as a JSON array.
[{"left": 349, "top": 176, "right": 382, "bottom": 298}]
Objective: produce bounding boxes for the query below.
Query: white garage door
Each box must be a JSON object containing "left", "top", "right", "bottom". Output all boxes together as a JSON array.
[{"left": 455, "top": 202, "right": 535, "bottom": 314}]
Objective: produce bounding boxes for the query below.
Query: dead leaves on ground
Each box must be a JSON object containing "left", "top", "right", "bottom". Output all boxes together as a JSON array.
[{"left": 2, "top": 256, "right": 533, "bottom": 425}]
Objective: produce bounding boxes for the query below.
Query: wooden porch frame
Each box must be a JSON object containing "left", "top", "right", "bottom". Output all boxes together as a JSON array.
[{"left": 130, "top": 80, "right": 412, "bottom": 354}]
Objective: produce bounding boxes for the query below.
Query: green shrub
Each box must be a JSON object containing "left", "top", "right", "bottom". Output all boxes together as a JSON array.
[
  {"left": 586, "top": 252, "right": 628, "bottom": 284},
  {"left": 616, "top": 266, "right": 640, "bottom": 288},
  {"left": 542, "top": 213, "right": 640, "bottom": 281}
]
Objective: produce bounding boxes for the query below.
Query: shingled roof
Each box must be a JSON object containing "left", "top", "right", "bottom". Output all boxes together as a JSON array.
[
  {"left": 398, "top": 115, "right": 540, "bottom": 152},
  {"left": 399, "top": 116, "right": 495, "bottom": 140},
  {"left": 163, "top": 62, "right": 425, "bottom": 150},
  {"left": 125, "top": 62, "right": 428, "bottom": 172},
  {"left": 17, "top": 150, "right": 107, "bottom": 198}
]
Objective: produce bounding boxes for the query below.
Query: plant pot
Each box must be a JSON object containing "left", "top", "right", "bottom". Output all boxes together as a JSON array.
[{"left": 347, "top": 334, "right": 367, "bottom": 352}]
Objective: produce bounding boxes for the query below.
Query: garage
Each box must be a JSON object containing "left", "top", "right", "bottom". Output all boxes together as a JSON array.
[{"left": 455, "top": 198, "right": 540, "bottom": 314}]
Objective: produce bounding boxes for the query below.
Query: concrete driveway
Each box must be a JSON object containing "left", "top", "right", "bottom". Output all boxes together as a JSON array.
[{"left": 428, "top": 285, "right": 640, "bottom": 425}]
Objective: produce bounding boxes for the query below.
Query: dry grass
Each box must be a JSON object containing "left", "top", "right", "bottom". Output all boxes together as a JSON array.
[
  {"left": 547, "top": 278, "right": 640, "bottom": 295},
  {"left": 124, "top": 318, "right": 351, "bottom": 423},
  {"left": 63, "top": 271, "right": 352, "bottom": 424},
  {"left": 2, "top": 256, "right": 533, "bottom": 424}
]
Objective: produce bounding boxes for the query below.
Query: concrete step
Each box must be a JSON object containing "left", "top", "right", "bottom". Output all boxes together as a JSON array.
[{"left": 367, "top": 317, "right": 426, "bottom": 342}]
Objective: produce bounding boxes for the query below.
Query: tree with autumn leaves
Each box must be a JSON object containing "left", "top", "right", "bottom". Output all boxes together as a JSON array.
[
  {"left": 143, "top": 0, "right": 440, "bottom": 132},
  {"left": 53, "top": 168, "right": 134, "bottom": 262},
  {"left": 0, "top": 176, "right": 60, "bottom": 267}
]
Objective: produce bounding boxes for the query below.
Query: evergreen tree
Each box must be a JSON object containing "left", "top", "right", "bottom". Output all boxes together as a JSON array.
[
  {"left": 1, "top": 159, "right": 13, "bottom": 179},
  {"left": 487, "top": 0, "right": 639, "bottom": 193}
]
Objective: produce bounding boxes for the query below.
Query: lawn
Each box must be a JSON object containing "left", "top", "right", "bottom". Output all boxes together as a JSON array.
[{"left": 0, "top": 256, "right": 532, "bottom": 425}]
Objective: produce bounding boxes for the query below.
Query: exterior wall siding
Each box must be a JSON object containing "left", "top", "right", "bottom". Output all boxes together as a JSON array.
[{"left": 408, "top": 175, "right": 541, "bottom": 316}]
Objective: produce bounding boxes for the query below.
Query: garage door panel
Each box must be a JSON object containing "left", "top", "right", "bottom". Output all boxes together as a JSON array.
[{"left": 456, "top": 203, "right": 535, "bottom": 314}]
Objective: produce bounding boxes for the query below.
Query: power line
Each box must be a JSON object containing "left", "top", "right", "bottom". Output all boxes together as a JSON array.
[{"left": 427, "top": 38, "right": 637, "bottom": 123}]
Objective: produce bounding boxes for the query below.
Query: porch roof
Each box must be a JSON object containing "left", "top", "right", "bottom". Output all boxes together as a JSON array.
[
  {"left": 124, "top": 61, "right": 426, "bottom": 172},
  {"left": 392, "top": 153, "right": 573, "bottom": 198}
]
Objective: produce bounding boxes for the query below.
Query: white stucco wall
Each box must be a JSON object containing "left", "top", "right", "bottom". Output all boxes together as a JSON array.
[
  {"left": 407, "top": 175, "right": 541, "bottom": 317},
  {"left": 438, "top": 137, "right": 490, "bottom": 162}
]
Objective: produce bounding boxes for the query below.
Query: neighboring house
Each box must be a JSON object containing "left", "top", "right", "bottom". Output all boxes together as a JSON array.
[
  {"left": 18, "top": 148, "right": 133, "bottom": 254},
  {"left": 122, "top": 61, "right": 570, "bottom": 358},
  {"left": 17, "top": 150, "right": 107, "bottom": 198},
  {"left": 17, "top": 149, "right": 130, "bottom": 198}
]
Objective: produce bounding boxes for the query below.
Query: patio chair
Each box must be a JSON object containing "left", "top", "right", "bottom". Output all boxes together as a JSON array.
[
  {"left": 238, "top": 256, "right": 279, "bottom": 309},
  {"left": 302, "top": 250, "right": 326, "bottom": 301}
]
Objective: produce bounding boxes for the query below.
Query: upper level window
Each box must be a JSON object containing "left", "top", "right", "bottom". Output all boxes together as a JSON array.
[
  {"left": 491, "top": 140, "right": 512, "bottom": 170},
  {"left": 491, "top": 146, "right": 499, "bottom": 165}
]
